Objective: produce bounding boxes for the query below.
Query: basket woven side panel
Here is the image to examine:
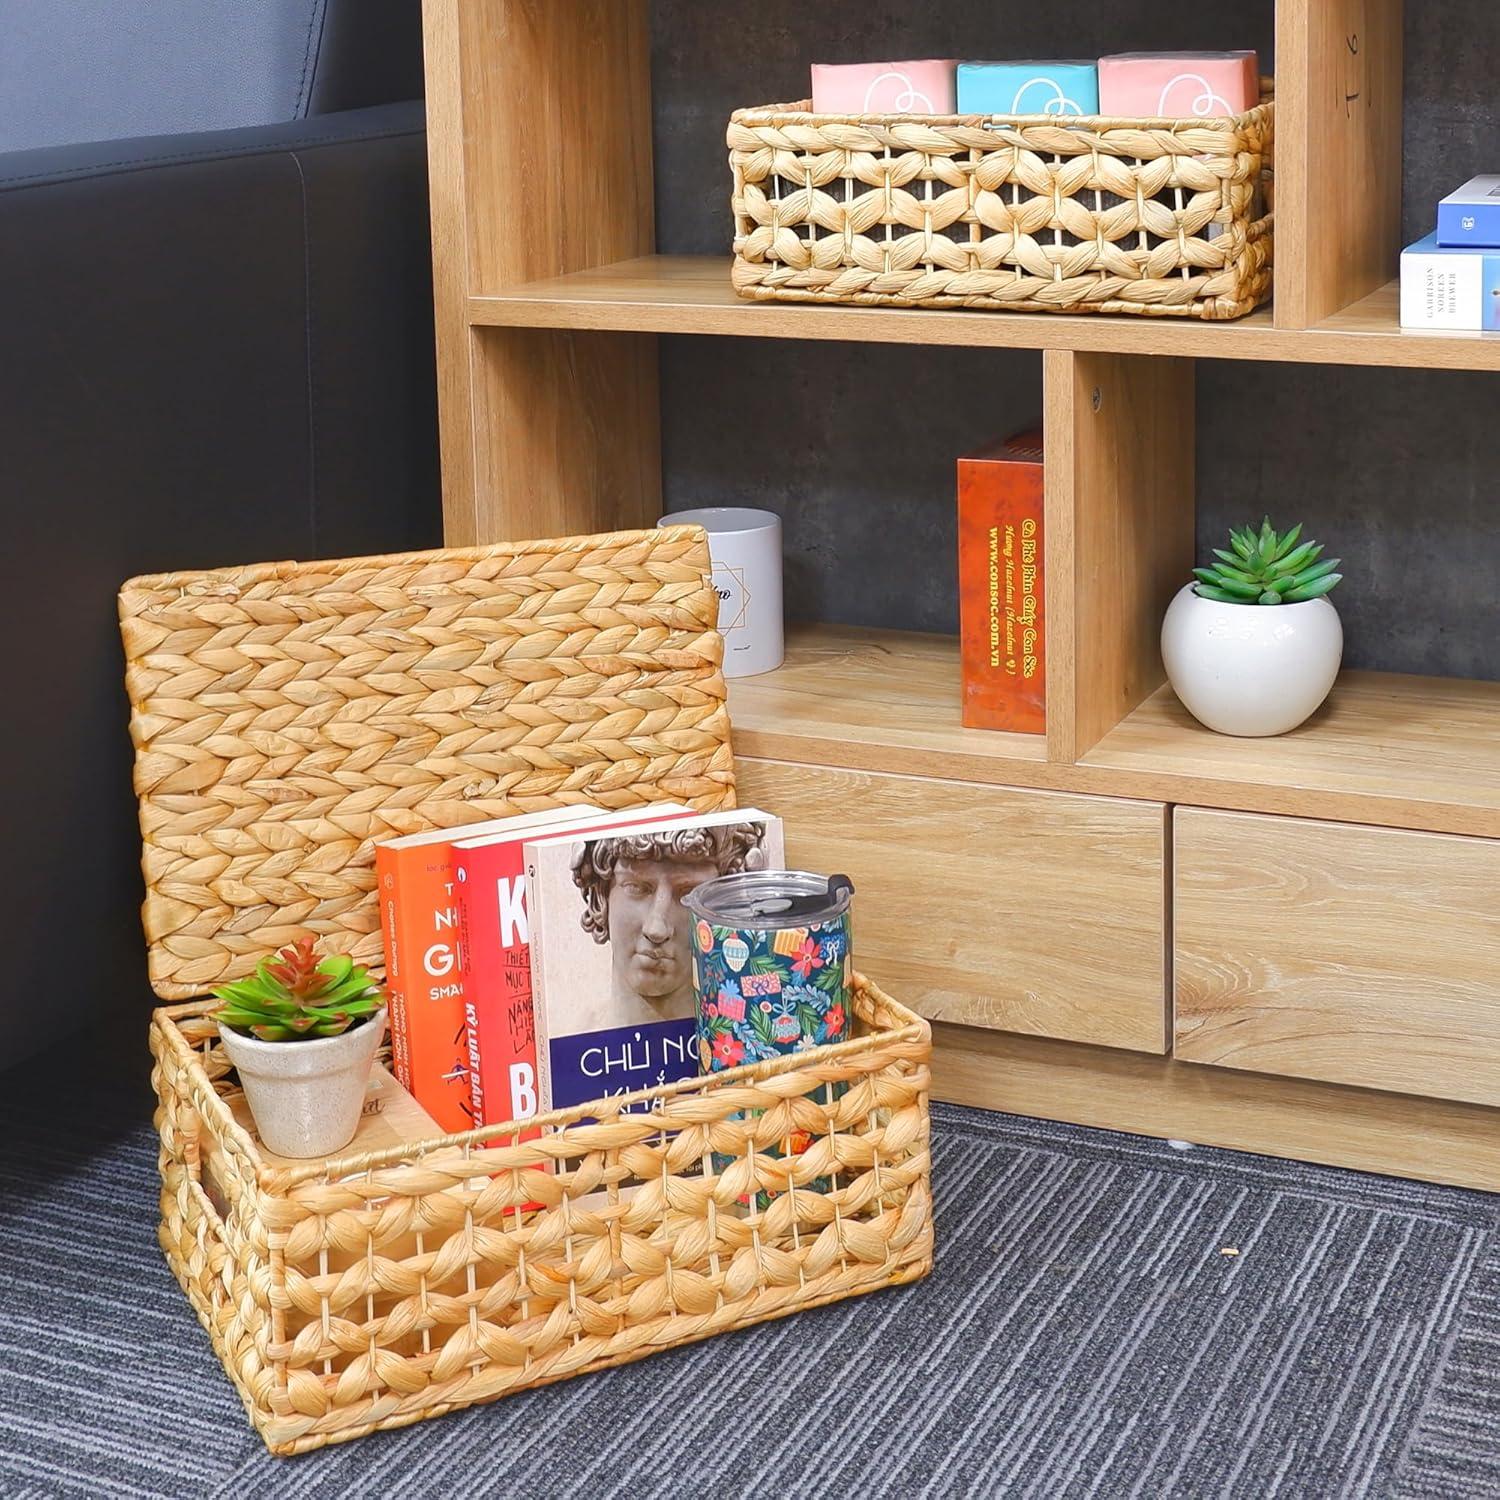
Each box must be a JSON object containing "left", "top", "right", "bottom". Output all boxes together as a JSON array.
[
  {"left": 151, "top": 1012, "right": 271, "bottom": 1423},
  {"left": 121, "top": 527, "right": 735, "bottom": 998},
  {"left": 153, "top": 977, "right": 933, "bottom": 1456},
  {"left": 729, "top": 98, "right": 1274, "bottom": 319}
]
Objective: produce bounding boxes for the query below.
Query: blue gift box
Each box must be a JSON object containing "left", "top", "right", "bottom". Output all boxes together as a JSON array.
[
  {"left": 957, "top": 61, "right": 1100, "bottom": 118},
  {"left": 1437, "top": 176, "right": 1500, "bottom": 249}
]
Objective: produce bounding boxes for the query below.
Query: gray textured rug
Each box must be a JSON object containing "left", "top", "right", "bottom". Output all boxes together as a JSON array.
[{"left": 3, "top": 1086, "right": 1499, "bottom": 1499}]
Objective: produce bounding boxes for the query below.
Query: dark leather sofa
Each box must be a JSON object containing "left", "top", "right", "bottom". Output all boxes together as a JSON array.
[{"left": 1, "top": 1, "right": 441, "bottom": 1068}]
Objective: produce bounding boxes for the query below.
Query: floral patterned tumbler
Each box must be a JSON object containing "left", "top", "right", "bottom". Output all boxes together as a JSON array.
[
  {"left": 684, "top": 871, "right": 855, "bottom": 1072},
  {"left": 684, "top": 871, "right": 856, "bottom": 1207}
]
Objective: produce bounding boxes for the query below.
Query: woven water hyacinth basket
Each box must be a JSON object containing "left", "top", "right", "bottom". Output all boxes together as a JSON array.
[
  {"left": 729, "top": 89, "right": 1273, "bottom": 320},
  {"left": 122, "top": 526, "right": 933, "bottom": 1453}
]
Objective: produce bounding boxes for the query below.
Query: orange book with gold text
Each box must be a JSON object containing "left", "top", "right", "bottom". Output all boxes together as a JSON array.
[
  {"left": 957, "top": 429, "right": 1045, "bottom": 734},
  {"left": 376, "top": 832, "right": 475, "bottom": 1134}
]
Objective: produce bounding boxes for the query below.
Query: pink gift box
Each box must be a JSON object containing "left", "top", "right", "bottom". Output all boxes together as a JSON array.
[
  {"left": 1097, "top": 51, "right": 1259, "bottom": 119},
  {"left": 810, "top": 60, "right": 957, "bottom": 115}
]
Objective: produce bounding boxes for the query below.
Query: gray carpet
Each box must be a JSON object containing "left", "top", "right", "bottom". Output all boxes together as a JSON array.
[{"left": 3, "top": 1086, "right": 1500, "bottom": 1499}]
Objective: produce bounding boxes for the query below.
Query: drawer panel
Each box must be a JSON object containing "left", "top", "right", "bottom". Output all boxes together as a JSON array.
[
  {"left": 1175, "top": 808, "right": 1500, "bottom": 1105},
  {"left": 737, "top": 758, "right": 1168, "bottom": 1053}
]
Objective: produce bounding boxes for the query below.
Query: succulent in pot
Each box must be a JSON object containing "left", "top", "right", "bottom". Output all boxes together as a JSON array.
[
  {"left": 1161, "top": 518, "right": 1344, "bottom": 737},
  {"left": 212, "top": 936, "right": 388, "bottom": 1159}
]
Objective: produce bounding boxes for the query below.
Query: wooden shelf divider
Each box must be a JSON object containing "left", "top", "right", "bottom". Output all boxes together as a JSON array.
[
  {"left": 425, "top": 0, "right": 659, "bottom": 545},
  {"left": 1044, "top": 350, "right": 1195, "bottom": 765},
  {"left": 1274, "top": 0, "right": 1405, "bottom": 329}
]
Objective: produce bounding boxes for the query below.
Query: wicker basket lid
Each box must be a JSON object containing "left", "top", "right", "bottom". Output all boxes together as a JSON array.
[{"left": 119, "top": 526, "right": 734, "bottom": 999}]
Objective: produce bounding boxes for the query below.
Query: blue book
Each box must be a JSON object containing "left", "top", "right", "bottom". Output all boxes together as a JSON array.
[
  {"left": 1437, "top": 176, "right": 1500, "bottom": 248},
  {"left": 1400, "top": 234, "right": 1500, "bottom": 331},
  {"left": 957, "top": 61, "right": 1099, "bottom": 118}
]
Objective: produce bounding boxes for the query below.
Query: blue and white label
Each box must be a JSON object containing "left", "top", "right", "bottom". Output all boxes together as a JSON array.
[{"left": 548, "top": 1018, "right": 696, "bottom": 1113}]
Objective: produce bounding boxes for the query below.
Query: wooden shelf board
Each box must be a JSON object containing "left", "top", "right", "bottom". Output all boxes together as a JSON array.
[
  {"left": 1082, "top": 671, "right": 1500, "bottom": 838},
  {"left": 727, "top": 624, "right": 1046, "bottom": 778},
  {"left": 1315, "top": 278, "right": 1500, "bottom": 361},
  {"left": 470, "top": 257, "right": 1500, "bottom": 373},
  {"left": 730, "top": 627, "right": 1500, "bottom": 838}
]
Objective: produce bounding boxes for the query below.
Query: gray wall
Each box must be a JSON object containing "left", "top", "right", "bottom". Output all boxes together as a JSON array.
[{"left": 653, "top": 1, "right": 1500, "bottom": 678}]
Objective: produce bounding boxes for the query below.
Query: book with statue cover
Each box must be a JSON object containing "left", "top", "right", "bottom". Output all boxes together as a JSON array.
[
  {"left": 453, "top": 803, "right": 690, "bottom": 1135},
  {"left": 525, "top": 810, "right": 785, "bottom": 1113}
]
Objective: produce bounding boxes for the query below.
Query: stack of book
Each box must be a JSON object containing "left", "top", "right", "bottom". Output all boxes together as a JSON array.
[
  {"left": 1400, "top": 176, "right": 1500, "bottom": 332},
  {"left": 376, "top": 804, "right": 783, "bottom": 1135}
]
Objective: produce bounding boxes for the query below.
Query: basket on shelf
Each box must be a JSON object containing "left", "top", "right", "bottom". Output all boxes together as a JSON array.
[
  {"left": 121, "top": 525, "right": 934, "bottom": 1455},
  {"left": 728, "top": 88, "right": 1274, "bottom": 321}
]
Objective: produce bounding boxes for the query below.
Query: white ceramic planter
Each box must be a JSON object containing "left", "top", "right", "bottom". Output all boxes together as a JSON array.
[
  {"left": 1161, "top": 584, "right": 1343, "bottom": 737},
  {"left": 218, "top": 1008, "right": 386, "bottom": 1159}
]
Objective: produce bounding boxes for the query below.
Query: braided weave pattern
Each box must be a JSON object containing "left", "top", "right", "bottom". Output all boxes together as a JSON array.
[
  {"left": 152, "top": 976, "right": 933, "bottom": 1454},
  {"left": 729, "top": 96, "right": 1273, "bottom": 319},
  {"left": 120, "top": 527, "right": 735, "bottom": 998}
]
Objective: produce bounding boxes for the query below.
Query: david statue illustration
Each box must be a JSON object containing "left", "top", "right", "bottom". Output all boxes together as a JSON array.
[{"left": 571, "top": 822, "right": 771, "bottom": 1025}]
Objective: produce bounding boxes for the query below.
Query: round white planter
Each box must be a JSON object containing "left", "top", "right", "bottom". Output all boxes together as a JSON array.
[
  {"left": 1161, "top": 584, "right": 1343, "bottom": 737},
  {"left": 218, "top": 1007, "right": 386, "bottom": 1159}
]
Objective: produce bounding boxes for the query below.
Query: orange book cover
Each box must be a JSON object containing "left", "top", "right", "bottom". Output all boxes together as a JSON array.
[
  {"left": 958, "top": 428, "right": 1045, "bottom": 734},
  {"left": 376, "top": 835, "right": 475, "bottom": 1135}
]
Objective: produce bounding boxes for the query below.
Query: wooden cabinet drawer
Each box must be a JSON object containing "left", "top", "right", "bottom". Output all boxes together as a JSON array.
[
  {"left": 1175, "top": 808, "right": 1500, "bottom": 1105},
  {"left": 736, "top": 758, "right": 1168, "bottom": 1052}
]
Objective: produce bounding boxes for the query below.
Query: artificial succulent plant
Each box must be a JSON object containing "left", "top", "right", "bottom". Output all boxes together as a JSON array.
[
  {"left": 211, "top": 936, "right": 385, "bottom": 1042},
  {"left": 1193, "top": 518, "right": 1343, "bottom": 606}
]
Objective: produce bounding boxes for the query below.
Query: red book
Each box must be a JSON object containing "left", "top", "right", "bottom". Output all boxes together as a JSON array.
[
  {"left": 958, "top": 428, "right": 1045, "bottom": 734},
  {"left": 454, "top": 804, "right": 693, "bottom": 1135}
]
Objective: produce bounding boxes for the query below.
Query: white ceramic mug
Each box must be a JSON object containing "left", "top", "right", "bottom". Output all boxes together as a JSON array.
[{"left": 658, "top": 507, "right": 784, "bottom": 677}]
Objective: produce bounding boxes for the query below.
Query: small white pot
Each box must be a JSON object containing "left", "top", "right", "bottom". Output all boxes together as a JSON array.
[
  {"left": 1161, "top": 584, "right": 1343, "bottom": 737},
  {"left": 218, "top": 1008, "right": 386, "bottom": 1159}
]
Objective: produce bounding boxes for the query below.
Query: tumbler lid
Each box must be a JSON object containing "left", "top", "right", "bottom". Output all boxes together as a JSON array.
[{"left": 683, "top": 870, "right": 854, "bottom": 927}]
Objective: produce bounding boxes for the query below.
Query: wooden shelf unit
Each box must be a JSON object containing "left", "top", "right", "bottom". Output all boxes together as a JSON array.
[{"left": 423, "top": 0, "right": 1500, "bottom": 1192}]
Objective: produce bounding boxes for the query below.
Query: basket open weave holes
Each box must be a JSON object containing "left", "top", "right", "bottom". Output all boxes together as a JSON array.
[
  {"left": 151, "top": 979, "right": 931, "bottom": 1453},
  {"left": 122, "top": 526, "right": 935, "bottom": 1453},
  {"left": 729, "top": 91, "right": 1273, "bottom": 319}
]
